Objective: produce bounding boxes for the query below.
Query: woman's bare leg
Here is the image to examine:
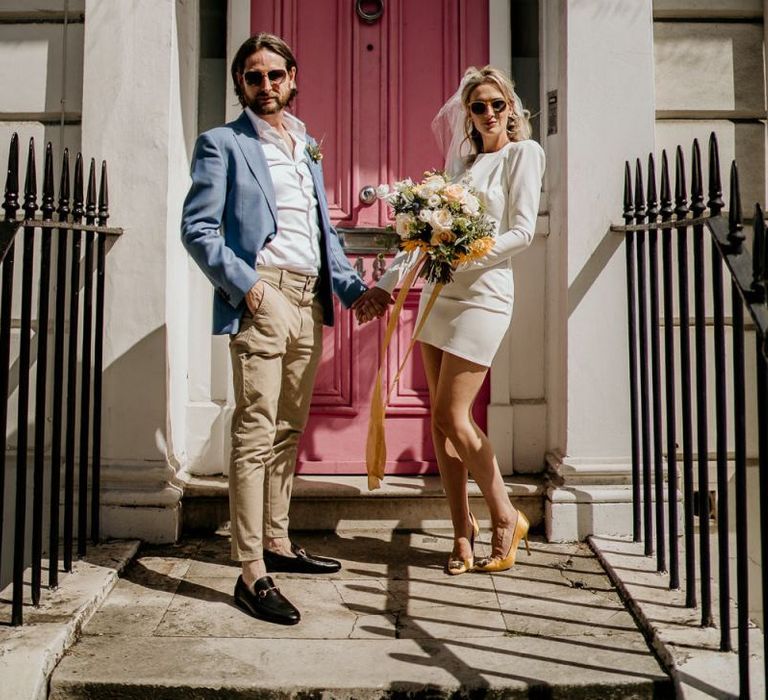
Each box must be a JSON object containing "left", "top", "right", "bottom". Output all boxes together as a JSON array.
[
  {"left": 420, "top": 343, "right": 473, "bottom": 562},
  {"left": 431, "top": 351, "right": 518, "bottom": 559}
]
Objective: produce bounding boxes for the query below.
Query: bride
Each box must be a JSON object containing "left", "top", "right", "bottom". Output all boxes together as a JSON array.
[{"left": 359, "top": 66, "right": 545, "bottom": 575}]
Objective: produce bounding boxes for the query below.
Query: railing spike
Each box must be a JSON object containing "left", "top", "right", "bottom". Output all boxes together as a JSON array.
[
  {"left": 707, "top": 132, "right": 723, "bottom": 216},
  {"left": 41, "top": 142, "right": 55, "bottom": 220},
  {"left": 85, "top": 158, "right": 97, "bottom": 220},
  {"left": 690, "top": 139, "right": 705, "bottom": 217},
  {"left": 660, "top": 151, "right": 673, "bottom": 218},
  {"left": 98, "top": 161, "right": 109, "bottom": 225},
  {"left": 58, "top": 149, "right": 71, "bottom": 221},
  {"left": 23, "top": 138, "right": 37, "bottom": 219},
  {"left": 728, "top": 161, "right": 745, "bottom": 251},
  {"left": 634, "top": 158, "right": 645, "bottom": 216},
  {"left": 3, "top": 132, "right": 19, "bottom": 221},
  {"left": 647, "top": 153, "right": 658, "bottom": 220},
  {"left": 624, "top": 161, "right": 633, "bottom": 218},
  {"left": 73, "top": 153, "right": 84, "bottom": 219},
  {"left": 674, "top": 145, "right": 688, "bottom": 220}
]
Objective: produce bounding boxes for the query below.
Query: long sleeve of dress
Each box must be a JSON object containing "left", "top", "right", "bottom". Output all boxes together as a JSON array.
[
  {"left": 375, "top": 249, "right": 421, "bottom": 294},
  {"left": 459, "top": 139, "right": 545, "bottom": 272}
]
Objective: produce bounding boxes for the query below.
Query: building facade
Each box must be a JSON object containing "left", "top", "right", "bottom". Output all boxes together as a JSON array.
[{"left": 0, "top": 2, "right": 765, "bottom": 623}]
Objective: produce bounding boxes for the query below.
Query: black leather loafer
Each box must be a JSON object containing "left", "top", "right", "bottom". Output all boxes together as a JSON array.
[
  {"left": 263, "top": 543, "right": 342, "bottom": 574},
  {"left": 233, "top": 575, "right": 300, "bottom": 625}
]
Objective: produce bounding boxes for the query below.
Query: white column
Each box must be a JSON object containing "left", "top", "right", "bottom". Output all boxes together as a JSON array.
[
  {"left": 545, "top": 0, "right": 656, "bottom": 540},
  {"left": 80, "top": 0, "right": 199, "bottom": 541}
]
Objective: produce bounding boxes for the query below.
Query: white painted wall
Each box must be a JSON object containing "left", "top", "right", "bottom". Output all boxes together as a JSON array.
[
  {"left": 79, "top": 0, "right": 200, "bottom": 540},
  {"left": 546, "top": 0, "right": 656, "bottom": 541}
]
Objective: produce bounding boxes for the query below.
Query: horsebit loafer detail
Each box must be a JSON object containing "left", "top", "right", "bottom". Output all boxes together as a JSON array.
[
  {"left": 234, "top": 575, "right": 300, "bottom": 625},
  {"left": 263, "top": 543, "right": 342, "bottom": 574}
]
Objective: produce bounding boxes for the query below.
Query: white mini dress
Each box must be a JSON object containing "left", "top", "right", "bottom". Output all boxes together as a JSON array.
[{"left": 377, "top": 139, "right": 545, "bottom": 367}]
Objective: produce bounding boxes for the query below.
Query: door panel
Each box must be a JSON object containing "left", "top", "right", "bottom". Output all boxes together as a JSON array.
[{"left": 250, "top": 0, "right": 489, "bottom": 474}]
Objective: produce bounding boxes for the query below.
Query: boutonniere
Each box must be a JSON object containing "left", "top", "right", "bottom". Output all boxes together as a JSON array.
[{"left": 306, "top": 138, "right": 324, "bottom": 164}]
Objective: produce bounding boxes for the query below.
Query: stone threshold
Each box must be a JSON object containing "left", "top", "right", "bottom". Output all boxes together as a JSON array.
[
  {"left": 589, "top": 535, "right": 765, "bottom": 700},
  {"left": 0, "top": 540, "right": 140, "bottom": 700},
  {"left": 181, "top": 474, "right": 548, "bottom": 535},
  {"left": 183, "top": 473, "right": 545, "bottom": 499}
]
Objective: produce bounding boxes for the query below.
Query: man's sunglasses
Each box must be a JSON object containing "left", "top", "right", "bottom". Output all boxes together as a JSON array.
[
  {"left": 469, "top": 99, "right": 508, "bottom": 116},
  {"left": 243, "top": 69, "right": 288, "bottom": 87}
]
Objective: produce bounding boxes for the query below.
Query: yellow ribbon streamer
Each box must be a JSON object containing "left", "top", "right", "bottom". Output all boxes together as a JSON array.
[{"left": 365, "top": 254, "right": 444, "bottom": 490}]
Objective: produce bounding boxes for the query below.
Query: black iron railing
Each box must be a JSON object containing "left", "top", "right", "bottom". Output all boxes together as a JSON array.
[
  {"left": 613, "top": 133, "right": 767, "bottom": 698},
  {"left": 1, "top": 134, "right": 121, "bottom": 625}
]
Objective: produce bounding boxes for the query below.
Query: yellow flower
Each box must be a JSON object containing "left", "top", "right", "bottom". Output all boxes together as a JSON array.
[
  {"left": 402, "top": 239, "right": 427, "bottom": 253},
  {"left": 466, "top": 237, "right": 494, "bottom": 260}
]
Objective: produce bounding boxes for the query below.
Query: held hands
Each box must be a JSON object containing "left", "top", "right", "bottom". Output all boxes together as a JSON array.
[{"left": 352, "top": 287, "right": 393, "bottom": 324}]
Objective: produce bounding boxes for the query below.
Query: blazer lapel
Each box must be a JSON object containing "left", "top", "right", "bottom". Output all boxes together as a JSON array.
[
  {"left": 232, "top": 112, "right": 278, "bottom": 225},
  {"left": 306, "top": 158, "right": 331, "bottom": 231}
]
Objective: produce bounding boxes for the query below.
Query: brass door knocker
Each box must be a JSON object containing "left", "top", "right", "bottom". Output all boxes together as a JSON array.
[{"left": 356, "top": 0, "right": 384, "bottom": 24}]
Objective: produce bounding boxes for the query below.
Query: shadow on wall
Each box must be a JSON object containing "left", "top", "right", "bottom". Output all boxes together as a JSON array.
[{"left": 567, "top": 225, "right": 623, "bottom": 318}]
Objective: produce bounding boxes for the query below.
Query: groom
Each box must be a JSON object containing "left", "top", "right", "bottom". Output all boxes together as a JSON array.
[{"left": 181, "top": 33, "right": 387, "bottom": 625}]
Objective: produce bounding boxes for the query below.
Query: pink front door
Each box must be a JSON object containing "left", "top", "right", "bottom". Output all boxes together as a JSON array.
[{"left": 250, "top": 0, "right": 490, "bottom": 474}]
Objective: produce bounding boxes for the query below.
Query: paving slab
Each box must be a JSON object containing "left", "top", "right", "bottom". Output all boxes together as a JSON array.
[
  {"left": 0, "top": 540, "right": 140, "bottom": 700},
  {"left": 50, "top": 532, "right": 672, "bottom": 699},
  {"left": 590, "top": 535, "right": 766, "bottom": 700}
]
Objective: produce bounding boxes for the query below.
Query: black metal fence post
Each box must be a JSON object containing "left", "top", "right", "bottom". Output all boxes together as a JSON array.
[
  {"left": 63, "top": 154, "right": 83, "bottom": 572},
  {"left": 12, "top": 139, "right": 38, "bottom": 625},
  {"left": 753, "top": 205, "right": 768, "bottom": 691},
  {"left": 31, "top": 143, "right": 55, "bottom": 607},
  {"left": 728, "top": 162, "right": 749, "bottom": 698},
  {"left": 635, "top": 160, "right": 653, "bottom": 556},
  {"left": 77, "top": 161, "right": 96, "bottom": 558},
  {"left": 647, "top": 155, "right": 666, "bottom": 572},
  {"left": 624, "top": 163, "right": 642, "bottom": 543},
  {"left": 0, "top": 134, "right": 19, "bottom": 587},
  {"left": 92, "top": 162, "right": 108, "bottom": 543},
  {"left": 690, "top": 140, "right": 713, "bottom": 628},
  {"left": 49, "top": 149, "right": 71, "bottom": 589},
  {"left": 674, "top": 145, "right": 697, "bottom": 608},
  {"left": 707, "top": 134, "right": 730, "bottom": 650},
  {"left": 659, "top": 151, "right": 679, "bottom": 589}
]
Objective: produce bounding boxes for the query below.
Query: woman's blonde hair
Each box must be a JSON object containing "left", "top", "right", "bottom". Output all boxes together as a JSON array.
[{"left": 460, "top": 66, "right": 531, "bottom": 153}]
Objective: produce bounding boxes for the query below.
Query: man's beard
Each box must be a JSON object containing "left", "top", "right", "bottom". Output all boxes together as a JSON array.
[{"left": 247, "top": 90, "right": 289, "bottom": 115}]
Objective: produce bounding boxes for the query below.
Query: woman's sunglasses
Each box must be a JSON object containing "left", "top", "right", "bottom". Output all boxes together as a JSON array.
[
  {"left": 469, "top": 99, "right": 508, "bottom": 116},
  {"left": 243, "top": 69, "right": 288, "bottom": 87}
]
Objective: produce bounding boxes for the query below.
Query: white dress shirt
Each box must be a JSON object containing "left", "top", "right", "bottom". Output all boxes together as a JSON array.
[{"left": 246, "top": 108, "right": 322, "bottom": 275}]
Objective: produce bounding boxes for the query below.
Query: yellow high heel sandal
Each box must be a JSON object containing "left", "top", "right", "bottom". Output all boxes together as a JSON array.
[
  {"left": 446, "top": 513, "right": 480, "bottom": 576},
  {"left": 474, "top": 511, "right": 531, "bottom": 573}
]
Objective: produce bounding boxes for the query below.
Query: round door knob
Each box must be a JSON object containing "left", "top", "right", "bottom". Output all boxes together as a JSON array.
[{"left": 359, "top": 185, "right": 377, "bottom": 205}]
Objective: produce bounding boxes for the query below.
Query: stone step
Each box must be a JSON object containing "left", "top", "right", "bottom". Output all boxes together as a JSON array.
[{"left": 181, "top": 474, "right": 548, "bottom": 535}]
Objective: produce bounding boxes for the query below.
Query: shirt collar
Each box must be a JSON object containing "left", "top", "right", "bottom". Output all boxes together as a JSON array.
[{"left": 245, "top": 107, "right": 307, "bottom": 142}]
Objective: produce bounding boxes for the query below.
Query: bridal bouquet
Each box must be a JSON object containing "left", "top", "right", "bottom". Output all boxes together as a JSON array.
[{"left": 376, "top": 172, "right": 496, "bottom": 285}]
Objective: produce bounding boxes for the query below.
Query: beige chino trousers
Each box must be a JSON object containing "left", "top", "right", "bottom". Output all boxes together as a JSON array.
[{"left": 228, "top": 267, "right": 323, "bottom": 561}]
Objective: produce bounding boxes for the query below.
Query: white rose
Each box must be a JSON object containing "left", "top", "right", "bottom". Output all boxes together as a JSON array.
[
  {"left": 462, "top": 194, "right": 480, "bottom": 215},
  {"left": 431, "top": 208, "right": 453, "bottom": 231},
  {"left": 418, "top": 209, "right": 433, "bottom": 224},
  {"left": 442, "top": 183, "right": 466, "bottom": 204},
  {"left": 421, "top": 174, "right": 446, "bottom": 197},
  {"left": 427, "top": 194, "right": 441, "bottom": 208},
  {"left": 395, "top": 213, "right": 415, "bottom": 238},
  {"left": 376, "top": 184, "right": 391, "bottom": 199}
]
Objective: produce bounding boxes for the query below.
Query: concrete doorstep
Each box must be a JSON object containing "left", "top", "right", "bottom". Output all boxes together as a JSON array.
[
  {"left": 48, "top": 531, "right": 672, "bottom": 699},
  {"left": 589, "top": 535, "right": 766, "bottom": 700},
  {"left": 0, "top": 540, "right": 141, "bottom": 700}
]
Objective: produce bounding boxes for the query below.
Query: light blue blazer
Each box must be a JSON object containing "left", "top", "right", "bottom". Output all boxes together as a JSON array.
[{"left": 181, "top": 111, "right": 367, "bottom": 335}]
